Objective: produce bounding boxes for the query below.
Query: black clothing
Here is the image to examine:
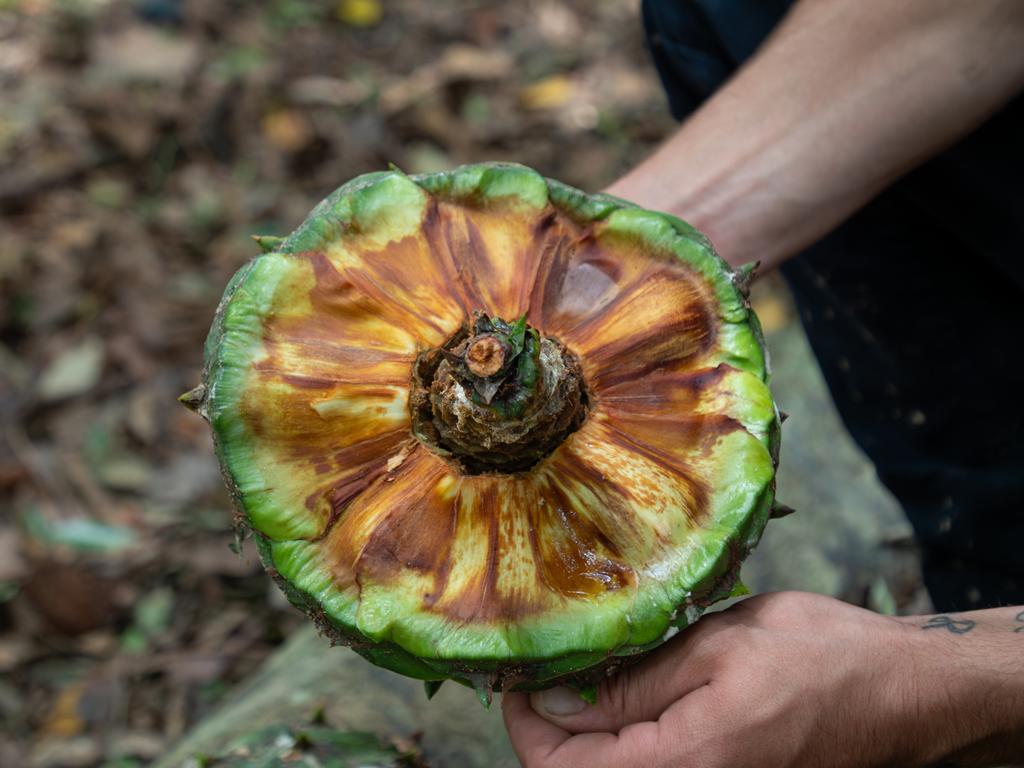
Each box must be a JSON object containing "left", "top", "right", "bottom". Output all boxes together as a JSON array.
[{"left": 642, "top": 0, "right": 1024, "bottom": 612}]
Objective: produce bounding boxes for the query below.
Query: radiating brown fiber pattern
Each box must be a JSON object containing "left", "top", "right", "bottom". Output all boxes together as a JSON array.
[{"left": 235, "top": 191, "right": 747, "bottom": 622}]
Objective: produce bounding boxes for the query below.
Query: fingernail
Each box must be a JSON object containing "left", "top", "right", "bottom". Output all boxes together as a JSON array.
[{"left": 533, "top": 686, "right": 587, "bottom": 717}]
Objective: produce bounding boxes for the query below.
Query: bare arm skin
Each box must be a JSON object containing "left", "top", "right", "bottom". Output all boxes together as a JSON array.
[
  {"left": 606, "top": 0, "right": 1024, "bottom": 269},
  {"left": 503, "top": 2, "right": 1024, "bottom": 765},
  {"left": 503, "top": 593, "right": 1024, "bottom": 768}
]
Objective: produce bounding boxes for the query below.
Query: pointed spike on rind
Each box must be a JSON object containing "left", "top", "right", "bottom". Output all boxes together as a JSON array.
[
  {"left": 735, "top": 260, "right": 760, "bottom": 298},
  {"left": 252, "top": 234, "right": 285, "bottom": 253},
  {"left": 424, "top": 680, "right": 444, "bottom": 700},
  {"left": 770, "top": 502, "right": 796, "bottom": 519},
  {"left": 472, "top": 678, "right": 493, "bottom": 709},
  {"left": 178, "top": 384, "right": 207, "bottom": 416},
  {"left": 577, "top": 684, "right": 598, "bottom": 706},
  {"left": 728, "top": 579, "right": 751, "bottom": 598},
  {"left": 229, "top": 516, "right": 251, "bottom": 555},
  {"left": 779, "top": 410, "right": 790, "bottom": 423}
]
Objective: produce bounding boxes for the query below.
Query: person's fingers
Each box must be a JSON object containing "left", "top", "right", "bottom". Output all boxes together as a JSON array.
[
  {"left": 503, "top": 691, "right": 572, "bottom": 766},
  {"left": 543, "top": 729, "right": 652, "bottom": 768},
  {"left": 503, "top": 691, "right": 659, "bottom": 768},
  {"left": 653, "top": 684, "right": 725, "bottom": 765},
  {"left": 529, "top": 610, "right": 737, "bottom": 733}
]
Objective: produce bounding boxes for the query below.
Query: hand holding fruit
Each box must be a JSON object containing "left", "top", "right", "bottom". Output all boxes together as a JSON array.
[{"left": 503, "top": 592, "right": 1024, "bottom": 768}]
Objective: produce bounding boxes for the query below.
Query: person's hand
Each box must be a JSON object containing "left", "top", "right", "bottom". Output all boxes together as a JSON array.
[{"left": 502, "top": 591, "right": 985, "bottom": 768}]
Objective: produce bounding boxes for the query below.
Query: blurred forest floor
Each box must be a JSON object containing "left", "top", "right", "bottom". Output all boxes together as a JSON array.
[
  {"left": 0, "top": 1, "right": 927, "bottom": 767},
  {"left": 0, "top": 1, "right": 677, "bottom": 765}
]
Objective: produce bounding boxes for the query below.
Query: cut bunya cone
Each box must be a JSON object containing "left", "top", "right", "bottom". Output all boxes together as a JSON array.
[{"left": 182, "top": 162, "right": 785, "bottom": 705}]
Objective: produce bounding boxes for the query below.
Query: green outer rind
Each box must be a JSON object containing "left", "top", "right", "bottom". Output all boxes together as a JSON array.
[{"left": 202, "top": 162, "right": 781, "bottom": 690}]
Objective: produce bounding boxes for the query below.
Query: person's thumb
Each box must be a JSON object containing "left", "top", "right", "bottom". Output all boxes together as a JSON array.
[{"left": 528, "top": 627, "right": 718, "bottom": 733}]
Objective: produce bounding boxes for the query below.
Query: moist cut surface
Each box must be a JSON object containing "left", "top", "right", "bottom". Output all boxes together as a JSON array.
[{"left": 192, "top": 163, "right": 781, "bottom": 696}]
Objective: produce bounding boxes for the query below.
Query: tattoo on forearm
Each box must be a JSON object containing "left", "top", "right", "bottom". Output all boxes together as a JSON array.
[
  {"left": 1014, "top": 609, "right": 1024, "bottom": 633},
  {"left": 921, "top": 615, "right": 976, "bottom": 634}
]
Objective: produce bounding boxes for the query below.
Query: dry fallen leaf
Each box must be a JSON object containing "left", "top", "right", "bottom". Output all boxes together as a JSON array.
[
  {"left": 336, "top": 0, "right": 382, "bottom": 27},
  {"left": 261, "top": 110, "right": 314, "bottom": 153},
  {"left": 89, "top": 28, "right": 200, "bottom": 86},
  {"left": 22, "top": 558, "right": 120, "bottom": 635},
  {"left": 289, "top": 76, "right": 374, "bottom": 108},
  {"left": 439, "top": 44, "right": 513, "bottom": 80},
  {"left": 519, "top": 74, "right": 574, "bottom": 110},
  {"left": 0, "top": 528, "right": 26, "bottom": 582},
  {"left": 40, "top": 681, "right": 87, "bottom": 738},
  {"left": 38, "top": 337, "right": 105, "bottom": 402}
]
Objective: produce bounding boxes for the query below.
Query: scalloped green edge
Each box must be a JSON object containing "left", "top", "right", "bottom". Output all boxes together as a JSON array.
[{"left": 203, "top": 162, "right": 780, "bottom": 687}]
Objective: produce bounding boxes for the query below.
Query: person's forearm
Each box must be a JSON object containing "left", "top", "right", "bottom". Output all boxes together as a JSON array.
[
  {"left": 896, "top": 606, "right": 1024, "bottom": 766},
  {"left": 608, "top": 0, "right": 1024, "bottom": 269}
]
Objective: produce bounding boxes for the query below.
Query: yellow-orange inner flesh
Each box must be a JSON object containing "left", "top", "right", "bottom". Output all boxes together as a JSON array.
[{"left": 238, "top": 198, "right": 747, "bottom": 622}]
